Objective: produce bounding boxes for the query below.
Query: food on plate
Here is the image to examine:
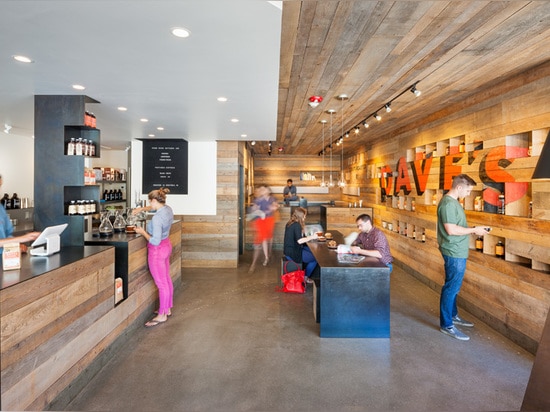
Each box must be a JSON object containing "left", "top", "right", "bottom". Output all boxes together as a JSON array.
[
  {"left": 324, "top": 232, "right": 333, "bottom": 239},
  {"left": 327, "top": 240, "right": 337, "bottom": 248}
]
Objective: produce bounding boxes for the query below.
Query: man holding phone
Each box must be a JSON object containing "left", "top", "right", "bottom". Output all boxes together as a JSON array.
[{"left": 437, "top": 174, "right": 491, "bottom": 341}]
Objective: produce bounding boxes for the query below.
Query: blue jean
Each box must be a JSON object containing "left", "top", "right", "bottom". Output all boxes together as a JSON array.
[
  {"left": 440, "top": 255, "right": 467, "bottom": 328},
  {"left": 301, "top": 246, "right": 318, "bottom": 278},
  {"left": 285, "top": 246, "right": 317, "bottom": 279}
]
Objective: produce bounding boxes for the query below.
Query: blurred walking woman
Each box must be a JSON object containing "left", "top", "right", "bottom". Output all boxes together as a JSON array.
[{"left": 135, "top": 187, "right": 174, "bottom": 327}]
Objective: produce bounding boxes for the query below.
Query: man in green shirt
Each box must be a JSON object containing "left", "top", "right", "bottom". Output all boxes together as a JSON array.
[{"left": 437, "top": 174, "right": 490, "bottom": 341}]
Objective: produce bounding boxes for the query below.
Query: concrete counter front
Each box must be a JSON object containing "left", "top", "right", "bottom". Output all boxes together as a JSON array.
[
  {"left": 308, "top": 231, "right": 390, "bottom": 338},
  {"left": 0, "top": 221, "right": 182, "bottom": 410}
]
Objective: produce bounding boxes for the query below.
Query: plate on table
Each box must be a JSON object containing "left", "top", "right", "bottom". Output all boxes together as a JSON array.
[
  {"left": 327, "top": 245, "right": 337, "bottom": 249},
  {"left": 317, "top": 237, "right": 326, "bottom": 242}
]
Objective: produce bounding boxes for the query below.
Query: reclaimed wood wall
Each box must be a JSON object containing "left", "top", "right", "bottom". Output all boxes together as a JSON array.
[
  {"left": 341, "top": 63, "right": 550, "bottom": 353},
  {"left": 180, "top": 141, "right": 241, "bottom": 268}
]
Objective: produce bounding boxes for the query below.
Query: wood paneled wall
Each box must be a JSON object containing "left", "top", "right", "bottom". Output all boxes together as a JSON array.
[
  {"left": 180, "top": 141, "right": 241, "bottom": 268},
  {"left": 253, "top": 155, "right": 342, "bottom": 204},
  {"left": 342, "top": 63, "right": 550, "bottom": 353}
]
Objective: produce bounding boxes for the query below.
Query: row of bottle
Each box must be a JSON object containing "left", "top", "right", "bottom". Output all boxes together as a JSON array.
[
  {"left": 84, "top": 111, "right": 97, "bottom": 128},
  {"left": 67, "top": 138, "right": 96, "bottom": 156},
  {"left": 67, "top": 200, "right": 97, "bottom": 215},
  {"left": 103, "top": 189, "right": 124, "bottom": 201},
  {"left": 2, "top": 193, "right": 21, "bottom": 209},
  {"left": 475, "top": 237, "right": 505, "bottom": 259}
]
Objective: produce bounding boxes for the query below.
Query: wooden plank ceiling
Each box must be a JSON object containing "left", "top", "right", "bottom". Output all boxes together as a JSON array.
[{"left": 259, "top": 1, "right": 550, "bottom": 156}]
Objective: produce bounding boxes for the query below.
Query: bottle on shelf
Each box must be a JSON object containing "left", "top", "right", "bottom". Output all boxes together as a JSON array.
[
  {"left": 474, "top": 196, "right": 483, "bottom": 211},
  {"left": 495, "top": 240, "right": 505, "bottom": 259},
  {"left": 67, "top": 138, "right": 76, "bottom": 155},
  {"left": 459, "top": 141, "right": 466, "bottom": 153},
  {"left": 75, "top": 138, "right": 83, "bottom": 156},
  {"left": 103, "top": 189, "right": 109, "bottom": 201},
  {"left": 77, "top": 200, "right": 86, "bottom": 215},
  {"left": 2, "top": 193, "right": 12, "bottom": 209},
  {"left": 421, "top": 231, "right": 426, "bottom": 243},
  {"left": 10, "top": 193, "right": 20, "bottom": 209},
  {"left": 529, "top": 201, "right": 533, "bottom": 218},
  {"left": 84, "top": 111, "right": 93, "bottom": 127},
  {"left": 475, "top": 236, "right": 484, "bottom": 252},
  {"left": 498, "top": 193, "right": 505, "bottom": 215},
  {"left": 68, "top": 200, "right": 77, "bottom": 215}
]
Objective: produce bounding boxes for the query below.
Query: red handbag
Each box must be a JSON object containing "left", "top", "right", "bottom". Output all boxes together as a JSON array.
[{"left": 281, "top": 261, "right": 306, "bottom": 293}]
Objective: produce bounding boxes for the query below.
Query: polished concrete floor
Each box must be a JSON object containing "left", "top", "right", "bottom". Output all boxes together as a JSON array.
[{"left": 66, "top": 251, "right": 534, "bottom": 411}]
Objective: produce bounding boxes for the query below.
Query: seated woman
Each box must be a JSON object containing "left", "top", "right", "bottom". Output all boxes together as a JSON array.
[{"left": 283, "top": 207, "right": 318, "bottom": 284}]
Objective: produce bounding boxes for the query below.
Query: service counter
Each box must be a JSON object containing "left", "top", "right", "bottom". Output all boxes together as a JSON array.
[
  {"left": 308, "top": 230, "right": 390, "bottom": 338},
  {"left": 0, "top": 221, "right": 182, "bottom": 411}
]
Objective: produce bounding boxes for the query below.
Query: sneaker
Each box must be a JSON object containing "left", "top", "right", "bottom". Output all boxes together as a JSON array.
[
  {"left": 440, "top": 325, "right": 470, "bottom": 341},
  {"left": 453, "top": 315, "right": 474, "bottom": 327},
  {"left": 305, "top": 277, "right": 314, "bottom": 284}
]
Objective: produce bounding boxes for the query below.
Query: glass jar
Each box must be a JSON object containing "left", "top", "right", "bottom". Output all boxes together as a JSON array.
[
  {"left": 99, "top": 211, "right": 114, "bottom": 237},
  {"left": 113, "top": 210, "right": 126, "bottom": 232}
]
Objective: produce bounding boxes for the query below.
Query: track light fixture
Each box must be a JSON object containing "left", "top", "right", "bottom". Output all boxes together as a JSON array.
[
  {"left": 355, "top": 126, "right": 360, "bottom": 135},
  {"left": 347, "top": 81, "right": 422, "bottom": 137},
  {"left": 411, "top": 85, "right": 421, "bottom": 97}
]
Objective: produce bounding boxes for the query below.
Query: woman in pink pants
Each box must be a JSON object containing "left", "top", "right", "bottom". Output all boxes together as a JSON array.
[{"left": 134, "top": 187, "right": 174, "bottom": 327}]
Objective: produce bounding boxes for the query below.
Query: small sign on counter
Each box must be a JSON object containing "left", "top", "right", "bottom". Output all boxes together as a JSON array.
[{"left": 2, "top": 242, "right": 21, "bottom": 270}]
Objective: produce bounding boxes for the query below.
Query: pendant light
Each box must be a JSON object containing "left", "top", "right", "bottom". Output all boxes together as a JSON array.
[
  {"left": 327, "top": 109, "right": 336, "bottom": 187},
  {"left": 338, "top": 94, "right": 348, "bottom": 188},
  {"left": 320, "top": 119, "right": 327, "bottom": 187}
]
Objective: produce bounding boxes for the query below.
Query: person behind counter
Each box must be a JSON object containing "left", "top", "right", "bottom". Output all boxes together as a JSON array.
[
  {"left": 350, "top": 214, "right": 393, "bottom": 273},
  {"left": 133, "top": 188, "right": 174, "bottom": 328},
  {"left": 0, "top": 174, "right": 39, "bottom": 252},
  {"left": 283, "top": 207, "right": 318, "bottom": 284},
  {"left": 283, "top": 178, "right": 298, "bottom": 206}
]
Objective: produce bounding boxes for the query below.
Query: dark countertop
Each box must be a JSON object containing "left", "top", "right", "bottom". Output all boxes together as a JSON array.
[
  {"left": 307, "top": 230, "right": 386, "bottom": 269},
  {"left": 0, "top": 245, "right": 113, "bottom": 290},
  {"left": 84, "top": 230, "right": 143, "bottom": 245}
]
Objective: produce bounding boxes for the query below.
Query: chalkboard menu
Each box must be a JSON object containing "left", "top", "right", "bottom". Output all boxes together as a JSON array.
[{"left": 140, "top": 138, "right": 188, "bottom": 194}]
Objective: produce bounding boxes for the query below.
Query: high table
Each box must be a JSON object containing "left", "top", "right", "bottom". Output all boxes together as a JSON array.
[{"left": 308, "top": 231, "right": 390, "bottom": 338}]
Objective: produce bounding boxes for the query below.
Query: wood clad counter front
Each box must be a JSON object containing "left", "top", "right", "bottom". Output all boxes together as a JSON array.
[{"left": 0, "top": 221, "right": 182, "bottom": 411}]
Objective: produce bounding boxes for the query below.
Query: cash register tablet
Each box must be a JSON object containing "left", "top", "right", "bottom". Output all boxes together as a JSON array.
[{"left": 30, "top": 223, "right": 68, "bottom": 256}]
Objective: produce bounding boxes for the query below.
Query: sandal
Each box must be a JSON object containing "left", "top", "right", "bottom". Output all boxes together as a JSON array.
[{"left": 145, "top": 317, "right": 167, "bottom": 328}]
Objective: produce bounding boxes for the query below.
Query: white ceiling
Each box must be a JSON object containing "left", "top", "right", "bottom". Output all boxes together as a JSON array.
[{"left": 0, "top": 0, "right": 282, "bottom": 150}]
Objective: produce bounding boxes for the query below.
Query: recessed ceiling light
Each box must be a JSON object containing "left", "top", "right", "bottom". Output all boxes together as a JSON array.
[
  {"left": 230, "top": 118, "right": 239, "bottom": 123},
  {"left": 72, "top": 84, "right": 86, "bottom": 90},
  {"left": 241, "top": 134, "right": 247, "bottom": 138},
  {"left": 171, "top": 27, "right": 191, "bottom": 38},
  {"left": 140, "top": 118, "right": 148, "bottom": 122},
  {"left": 157, "top": 127, "right": 164, "bottom": 131},
  {"left": 13, "top": 55, "right": 33, "bottom": 63},
  {"left": 117, "top": 106, "right": 128, "bottom": 111},
  {"left": 217, "top": 97, "right": 228, "bottom": 102},
  {"left": 148, "top": 134, "right": 155, "bottom": 137}
]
